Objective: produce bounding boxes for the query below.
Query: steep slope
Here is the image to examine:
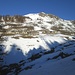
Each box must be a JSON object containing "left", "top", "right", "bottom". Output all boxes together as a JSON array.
[
  {"left": 25, "top": 12, "right": 75, "bottom": 35},
  {"left": 19, "top": 55, "right": 75, "bottom": 75},
  {"left": 0, "top": 37, "right": 75, "bottom": 75},
  {"left": 0, "top": 12, "right": 75, "bottom": 75},
  {"left": 0, "top": 12, "right": 75, "bottom": 38}
]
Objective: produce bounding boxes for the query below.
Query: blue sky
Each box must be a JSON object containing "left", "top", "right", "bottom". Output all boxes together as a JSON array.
[{"left": 0, "top": 0, "right": 75, "bottom": 20}]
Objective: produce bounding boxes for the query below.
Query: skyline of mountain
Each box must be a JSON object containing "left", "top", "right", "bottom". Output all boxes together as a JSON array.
[{"left": 0, "top": 0, "right": 75, "bottom": 20}]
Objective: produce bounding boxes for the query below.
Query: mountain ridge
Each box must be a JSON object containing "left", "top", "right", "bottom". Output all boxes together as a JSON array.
[{"left": 0, "top": 12, "right": 75, "bottom": 39}]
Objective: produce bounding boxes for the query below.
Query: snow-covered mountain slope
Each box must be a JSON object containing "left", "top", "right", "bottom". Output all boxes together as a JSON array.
[
  {"left": 3, "top": 35, "right": 66, "bottom": 55},
  {"left": 24, "top": 12, "right": 75, "bottom": 34},
  {"left": 19, "top": 55, "right": 75, "bottom": 75},
  {"left": 0, "top": 12, "right": 75, "bottom": 75},
  {"left": 0, "top": 12, "right": 75, "bottom": 37},
  {"left": 1, "top": 37, "right": 75, "bottom": 75}
]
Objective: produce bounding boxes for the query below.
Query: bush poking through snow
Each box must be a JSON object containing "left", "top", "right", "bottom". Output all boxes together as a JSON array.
[{"left": 72, "top": 58, "right": 75, "bottom": 61}]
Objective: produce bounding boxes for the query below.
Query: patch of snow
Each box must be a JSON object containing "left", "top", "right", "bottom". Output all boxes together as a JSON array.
[
  {"left": 3, "top": 35, "right": 66, "bottom": 56},
  {"left": 3, "top": 25, "right": 10, "bottom": 29},
  {"left": 34, "top": 26, "right": 42, "bottom": 30}
]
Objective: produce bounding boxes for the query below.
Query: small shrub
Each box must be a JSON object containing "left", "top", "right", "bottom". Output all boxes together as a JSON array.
[
  {"left": 12, "top": 37, "right": 19, "bottom": 39},
  {"left": 28, "top": 53, "right": 42, "bottom": 61},
  {"left": 52, "top": 52, "right": 72, "bottom": 59},
  {"left": 24, "top": 66, "right": 32, "bottom": 70},
  {"left": 72, "top": 58, "right": 75, "bottom": 61},
  {"left": 46, "top": 58, "right": 51, "bottom": 61},
  {"left": 44, "top": 49, "right": 54, "bottom": 55}
]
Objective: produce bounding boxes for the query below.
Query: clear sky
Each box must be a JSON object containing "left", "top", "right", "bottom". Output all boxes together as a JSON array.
[{"left": 0, "top": 0, "right": 75, "bottom": 20}]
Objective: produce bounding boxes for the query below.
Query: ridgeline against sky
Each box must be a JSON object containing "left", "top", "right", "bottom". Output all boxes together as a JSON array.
[{"left": 0, "top": 0, "right": 75, "bottom": 20}]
